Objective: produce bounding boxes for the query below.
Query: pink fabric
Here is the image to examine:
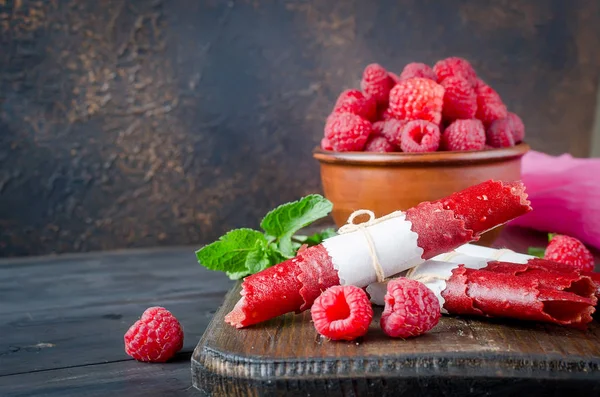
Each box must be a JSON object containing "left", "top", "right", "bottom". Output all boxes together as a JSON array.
[{"left": 510, "top": 150, "right": 600, "bottom": 250}]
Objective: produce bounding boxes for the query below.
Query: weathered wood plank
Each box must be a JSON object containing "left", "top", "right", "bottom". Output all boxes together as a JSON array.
[
  {"left": 0, "top": 248, "right": 233, "bottom": 376},
  {"left": 0, "top": 358, "right": 197, "bottom": 397}
]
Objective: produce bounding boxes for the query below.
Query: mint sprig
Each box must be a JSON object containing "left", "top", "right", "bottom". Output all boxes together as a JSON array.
[{"left": 196, "top": 195, "right": 334, "bottom": 280}]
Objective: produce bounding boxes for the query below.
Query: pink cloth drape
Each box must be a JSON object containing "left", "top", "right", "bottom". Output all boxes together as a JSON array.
[{"left": 510, "top": 150, "right": 600, "bottom": 250}]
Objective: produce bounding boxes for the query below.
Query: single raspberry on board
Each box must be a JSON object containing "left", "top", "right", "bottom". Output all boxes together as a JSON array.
[
  {"left": 333, "top": 89, "right": 377, "bottom": 121},
  {"left": 321, "top": 137, "right": 333, "bottom": 151},
  {"left": 380, "top": 278, "right": 441, "bottom": 338},
  {"left": 379, "top": 118, "right": 406, "bottom": 149},
  {"left": 361, "top": 63, "right": 394, "bottom": 105},
  {"left": 544, "top": 235, "right": 595, "bottom": 272},
  {"left": 388, "top": 78, "right": 445, "bottom": 124},
  {"left": 475, "top": 79, "right": 507, "bottom": 125},
  {"left": 124, "top": 307, "right": 184, "bottom": 363},
  {"left": 433, "top": 57, "right": 477, "bottom": 86},
  {"left": 442, "top": 119, "right": 485, "bottom": 151},
  {"left": 486, "top": 118, "right": 515, "bottom": 148},
  {"left": 400, "top": 120, "right": 441, "bottom": 153},
  {"left": 441, "top": 76, "right": 477, "bottom": 120},
  {"left": 364, "top": 135, "right": 395, "bottom": 152},
  {"left": 311, "top": 285, "right": 374, "bottom": 341},
  {"left": 399, "top": 62, "right": 437, "bottom": 81},
  {"left": 506, "top": 112, "right": 525, "bottom": 143},
  {"left": 324, "top": 112, "right": 372, "bottom": 152}
]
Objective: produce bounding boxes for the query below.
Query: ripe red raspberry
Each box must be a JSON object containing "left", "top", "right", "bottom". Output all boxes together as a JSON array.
[
  {"left": 400, "top": 120, "right": 441, "bottom": 153},
  {"left": 321, "top": 137, "right": 333, "bottom": 151},
  {"left": 475, "top": 80, "right": 507, "bottom": 125},
  {"left": 442, "top": 119, "right": 485, "bottom": 151},
  {"left": 433, "top": 57, "right": 477, "bottom": 86},
  {"left": 388, "top": 78, "right": 445, "bottom": 124},
  {"left": 506, "top": 112, "right": 525, "bottom": 143},
  {"left": 399, "top": 62, "right": 436, "bottom": 81},
  {"left": 311, "top": 285, "right": 374, "bottom": 341},
  {"left": 361, "top": 63, "right": 393, "bottom": 105},
  {"left": 324, "top": 112, "right": 372, "bottom": 152},
  {"left": 544, "top": 235, "right": 595, "bottom": 272},
  {"left": 388, "top": 71, "right": 401, "bottom": 85},
  {"left": 379, "top": 119, "right": 406, "bottom": 148},
  {"left": 124, "top": 307, "right": 184, "bottom": 363},
  {"left": 333, "top": 89, "right": 377, "bottom": 121},
  {"left": 440, "top": 76, "right": 477, "bottom": 120},
  {"left": 486, "top": 118, "right": 515, "bottom": 148},
  {"left": 381, "top": 278, "right": 441, "bottom": 338},
  {"left": 364, "top": 135, "right": 395, "bottom": 152}
]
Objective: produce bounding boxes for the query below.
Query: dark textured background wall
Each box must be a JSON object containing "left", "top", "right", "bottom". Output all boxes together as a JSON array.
[{"left": 1, "top": 0, "right": 599, "bottom": 257}]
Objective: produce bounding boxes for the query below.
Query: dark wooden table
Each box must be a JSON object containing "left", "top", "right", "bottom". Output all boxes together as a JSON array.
[{"left": 0, "top": 227, "right": 596, "bottom": 396}]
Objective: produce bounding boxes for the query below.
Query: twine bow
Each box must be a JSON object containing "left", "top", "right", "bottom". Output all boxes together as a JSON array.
[{"left": 337, "top": 209, "right": 405, "bottom": 283}]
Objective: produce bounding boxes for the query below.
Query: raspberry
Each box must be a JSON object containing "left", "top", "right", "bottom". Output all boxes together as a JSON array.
[
  {"left": 381, "top": 278, "right": 441, "bottom": 338},
  {"left": 399, "top": 62, "right": 436, "bottom": 81},
  {"left": 333, "top": 89, "right": 377, "bottom": 121},
  {"left": 124, "top": 307, "right": 184, "bottom": 363},
  {"left": 321, "top": 137, "right": 333, "bottom": 151},
  {"left": 364, "top": 135, "right": 395, "bottom": 152},
  {"left": 544, "top": 235, "right": 595, "bottom": 272},
  {"left": 324, "top": 112, "right": 372, "bottom": 152},
  {"left": 361, "top": 63, "right": 393, "bottom": 105},
  {"left": 388, "top": 71, "right": 401, "bottom": 85},
  {"left": 433, "top": 57, "right": 477, "bottom": 86},
  {"left": 506, "top": 112, "right": 525, "bottom": 143},
  {"left": 440, "top": 76, "right": 477, "bottom": 120},
  {"left": 475, "top": 79, "right": 507, "bottom": 125},
  {"left": 388, "top": 78, "right": 445, "bottom": 124},
  {"left": 486, "top": 118, "right": 515, "bottom": 148},
  {"left": 378, "top": 108, "right": 396, "bottom": 121},
  {"left": 379, "top": 118, "right": 406, "bottom": 148},
  {"left": 400, "top": 120, "right": 441, "bottom": 153},
  {"left": 442, "top": 119, "right": 485, "bottom": 151},
  {"left": 311, "top": 285, "right": 373, "bottom": 341}
]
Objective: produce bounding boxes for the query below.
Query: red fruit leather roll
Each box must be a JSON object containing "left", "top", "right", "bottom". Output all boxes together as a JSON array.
[
  {"left": 226, "top": 180, "right": 531, "bottom": 328},
  {"left": 441, "top": 265, "right": 597, "bottom": 329},
  {"left": 486, "top": 258, "right": 600, "bottom": 300}
]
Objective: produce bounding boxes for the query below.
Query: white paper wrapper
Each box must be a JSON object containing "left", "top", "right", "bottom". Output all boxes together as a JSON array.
[
  {"left": 322, "top": 213, "right": 423, "bottom": 287},
  {"left": 367, "top": 246, "right": 533, "bottom": 309}
]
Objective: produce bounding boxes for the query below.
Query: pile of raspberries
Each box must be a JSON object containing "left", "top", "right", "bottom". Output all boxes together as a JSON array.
[{"left": 322, "top": 57, "right": 525, "bottom": 153}]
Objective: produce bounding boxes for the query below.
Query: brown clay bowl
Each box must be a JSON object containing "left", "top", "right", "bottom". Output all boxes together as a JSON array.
[{"left": 313, "top": 143, "right": 530, "bottom": 246}]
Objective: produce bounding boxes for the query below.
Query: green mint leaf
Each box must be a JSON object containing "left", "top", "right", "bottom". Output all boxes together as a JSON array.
[
  {"left": 245, "top": 246, "right": 271, "bottom": 274},
  {"left": 260, "top": 194, "right": 333, "bottom": 257},
  {"left": 527, "top": 247, "right": 545, "bottom": 258},
  {"left": 548, "top": 233, "right": 556, "bottom": 242},
  {"left": 195, "top": 229, "right": 267, "bottom": 276},
  {"left": 225, "top": 269, "right": 252, "bottom": 280},
  {"left": 307, "top": 227, "right": 337, "bottom": 245}
]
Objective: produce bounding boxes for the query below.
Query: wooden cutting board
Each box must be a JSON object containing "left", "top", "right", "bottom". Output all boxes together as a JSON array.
[{"left": 192, "top": 283, "right": 600, "bottom": 396}]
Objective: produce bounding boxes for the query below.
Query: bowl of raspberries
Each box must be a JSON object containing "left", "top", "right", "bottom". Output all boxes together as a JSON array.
[{"left": 314, "top": 57, "right": 529, "bottom": 245}]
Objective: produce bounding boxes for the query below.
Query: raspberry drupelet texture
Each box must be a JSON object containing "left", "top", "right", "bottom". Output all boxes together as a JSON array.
[
  {"left": 544, "top": 235, "right": 595, "bottom": 272},
  {"left": 400, "top": 120, "right": 441, "bottom": 153},
  {"left": 506, "top": 112, "right": 525, "bottom": 143},
  {"left": 433, "top": 57, "right": 477, "bottom": 86},
  {"left": 388, "top": 78, "right": 445, "bottom": 124},
  {"left": 440, "top": 76, "right": 477, "bottom": 120},
  {"left": 333, "top": 89, "right": 377, "bottom": 121},
  {"left": 399, "top": 62, "right": 437, "bottom": 81},
  {"left": 475, "top": 79, "right": 507, "bottom": 125},
  {"left": 379, "top": 119, "right": 407, "bottom": 149},
  {"left": 364, "top": 135, "right": 395, "bottom": 152},
  {"left": 486, "top": 118, "right": 515, "bottom": 148},
  {"left": 124, "top": 307, "right": 184, "bottom": 363},
  {"left": 324, "top": 113, "right": 372, "bottom": 152},
  {"left": 320, "top": 137, "right": 333, "bottom": 151},
  {"left": 380, "top": 279, "right": 441, "bottom": 338},
  {"left": 311, "top": 285, "right": 374, "bottom": 341},
  {"left": 442, "top": 119, "right": 485, "bottom": 151},
  {"left": 361, "top": 63, "right": 393, "bottom": 105}
]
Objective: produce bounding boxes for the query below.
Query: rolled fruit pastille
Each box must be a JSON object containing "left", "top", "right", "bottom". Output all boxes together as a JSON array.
[
  {"left": 369, "top": 247, "right": 598, "bottom": 329},
  {"left": 225, "top": 180, "right": 531, "bottom": 328}
]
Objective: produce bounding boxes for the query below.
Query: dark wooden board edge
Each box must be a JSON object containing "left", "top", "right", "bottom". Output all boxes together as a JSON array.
[{"left": 191, "top": 285, "right": 600, "bottom": 396}]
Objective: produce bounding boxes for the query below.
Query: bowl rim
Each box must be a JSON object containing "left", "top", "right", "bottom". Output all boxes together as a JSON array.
[{"left": 313, "top": 142, "right": 530, "bottom": 166}]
